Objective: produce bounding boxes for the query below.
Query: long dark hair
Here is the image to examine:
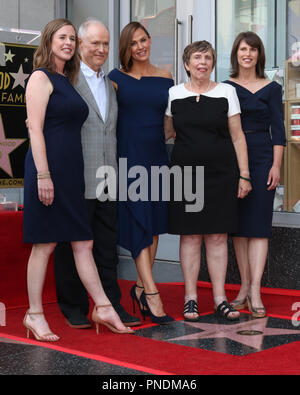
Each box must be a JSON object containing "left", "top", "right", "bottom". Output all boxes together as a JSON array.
[
  {"left": 230, "top": 32, "right": 266, "bottom": 79},
  {"left": 119, "top": 22, "right": 151, "bottom": 72}
]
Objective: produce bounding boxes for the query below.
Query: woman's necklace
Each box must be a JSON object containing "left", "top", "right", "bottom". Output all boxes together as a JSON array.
[
  {"left": 189, "top": 80, "right": 212, "bottom": 102},
  {"left": 237, "top": 77, "right": 259, "bottom": 86}
]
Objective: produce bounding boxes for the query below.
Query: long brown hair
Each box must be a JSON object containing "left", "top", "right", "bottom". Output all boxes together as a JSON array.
[
  {"left": 33, "top": 18, "right": 80, "bottom": 85},
  {"left": 119, "top": 22, "right": 151, "bottom": 72},
  {"left": 230, "top": 32, "right": 266, "bottom": 79}
]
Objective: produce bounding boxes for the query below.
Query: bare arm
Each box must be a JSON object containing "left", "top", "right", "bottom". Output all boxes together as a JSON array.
[
  {"left": 111, "top": 80, "right": 118, "bottom": 92},
  {"left": 164, "top": 115, "right": 176, "bottom": 142},
  {"left": 267, "top": 145, "right": 284, "bottom": 191},
  {"left": 26, "top": 71, "right": 54, "bottom": 206},
  {"left": 228, "top": 114, "right": 252, "bottom": 199}
]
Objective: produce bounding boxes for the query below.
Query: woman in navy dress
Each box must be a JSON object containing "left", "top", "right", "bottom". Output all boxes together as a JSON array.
[
  {"left": 23, "top": 19, "right": 133, "bottom": 341},
  {"left": 225, "top": 32, "right": 286, "bottom": 317},
  {"left": 108, "top": 22, "right": 174, "bottom": 324}
]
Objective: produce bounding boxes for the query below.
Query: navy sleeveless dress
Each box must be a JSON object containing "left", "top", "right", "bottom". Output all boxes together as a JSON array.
[
  {"left": 23, "top": 69, "right": 93, "bottom": 243},
  {"left": 225, "top": 81, "right": 286, "bottom": 238},
  {"left": 108, "top": 69, "right": 174, "bottom": 259}
]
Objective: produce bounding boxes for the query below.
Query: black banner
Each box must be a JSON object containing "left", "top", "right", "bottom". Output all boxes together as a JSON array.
[{"left": 0, "top": 42, "right": 36, "bottom": 188}]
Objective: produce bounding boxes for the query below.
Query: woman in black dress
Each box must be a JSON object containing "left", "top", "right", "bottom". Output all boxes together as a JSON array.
[
  {"left": 165, "top": 41, "right": 252, "bottom": 321},
  {"left": 225, "top": 32, "right": 286, "bottom": 318},
  {"left": 23, "top": 19, "right": 133, "bottom": 341}
]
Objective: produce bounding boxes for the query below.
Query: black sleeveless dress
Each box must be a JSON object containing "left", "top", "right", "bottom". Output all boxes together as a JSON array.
[{"left": 23, "top": 69, "right": 93, "bottom": 243}]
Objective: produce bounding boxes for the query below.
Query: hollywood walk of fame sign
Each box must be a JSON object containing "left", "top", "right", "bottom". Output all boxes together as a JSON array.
[{"left": 0, "top": 43, "right": 36, "bottom": 188}]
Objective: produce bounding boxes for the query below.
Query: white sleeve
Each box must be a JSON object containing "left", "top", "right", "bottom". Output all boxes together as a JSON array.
[
  {"left": 226, "top": 85, "right": 241, "bottom": 118},
  {"left": 165, "top": 87, "right": 173, "bottom": 117}
]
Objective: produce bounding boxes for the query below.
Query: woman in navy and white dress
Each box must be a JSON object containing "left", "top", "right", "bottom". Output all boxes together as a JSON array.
[{"left": 165, "top": 41, "right": 251, "bottom": 322}]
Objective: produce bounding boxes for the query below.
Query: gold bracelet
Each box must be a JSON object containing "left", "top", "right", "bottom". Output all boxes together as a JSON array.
[{"left": 37, "top": 172, "right": 51, "bottom": 180}]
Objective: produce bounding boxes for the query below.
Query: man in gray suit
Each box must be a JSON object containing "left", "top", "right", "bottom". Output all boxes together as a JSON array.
[{"left": 54, "top": 19, "right": 140, "bottom": 328}]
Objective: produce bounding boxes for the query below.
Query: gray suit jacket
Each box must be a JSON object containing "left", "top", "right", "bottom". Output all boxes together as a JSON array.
[{"left": 76, "top": 70, "right": 118, "bottom": 199}]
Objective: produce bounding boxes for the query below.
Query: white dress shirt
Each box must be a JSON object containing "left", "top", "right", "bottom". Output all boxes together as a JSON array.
[{"left": 80, "top": 61, "right": 107, "bottom": 121}]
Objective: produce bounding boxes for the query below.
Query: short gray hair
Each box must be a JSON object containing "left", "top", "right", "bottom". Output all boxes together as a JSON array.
[
  {"left": 182, "top": 41, "right": 217, "bottom": 77},
  {"left": 78, "top": 18, "right": 109, "bottom": 39}
]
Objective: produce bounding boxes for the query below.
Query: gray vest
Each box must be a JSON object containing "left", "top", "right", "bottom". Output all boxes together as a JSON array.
[{"left": 76, "top": 70, "right": 118, "bottom": 199}]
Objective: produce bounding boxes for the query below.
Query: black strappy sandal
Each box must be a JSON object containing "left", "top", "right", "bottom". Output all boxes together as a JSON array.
[
  {"left": 183, "top": 300, "right": 200, "bottom": 322},
  {"left": 215, "top": 301, "right": 240, "bottom": 321},
  {"left": 130, "top": 284, "right": 150, "bottom": 316}
]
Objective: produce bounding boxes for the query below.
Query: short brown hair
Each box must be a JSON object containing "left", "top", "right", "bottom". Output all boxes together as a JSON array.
[
  {"left": 119, "top": 22, "right": 151, "bottom": 72},
  {"left": 182, "top": 41, "right": 217, "bottom": 77},
  {"left": 230, "top": 32, "right": 266, "bottom": 79},
  {"left": 33, "top": 18, "right": 80, "bottom": 85}
]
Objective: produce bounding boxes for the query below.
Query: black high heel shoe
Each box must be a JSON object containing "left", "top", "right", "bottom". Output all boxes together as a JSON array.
[
  {"left": 130, "top": 284, "right": 150, "bottom": 317},
  {"left": 140, "top": 291, "right": 174, "bottom": 325}
]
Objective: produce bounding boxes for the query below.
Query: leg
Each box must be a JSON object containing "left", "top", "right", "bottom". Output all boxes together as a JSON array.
[
  {"left": 248, "top": 237, "right": 269, "bottom": 310},
  {"left": 180, "top": 235, "right": 202, "bottom": 297},
  {"left": 25, "top": 243, "right": 59, "bottom": 341},
  {"left": 149, "top": 235, "right": 159, "bottom": 265},
  {"left": 180, "top": 235, "right": 202, "bottom": 320},
  {"left": 232, "top": 237, "right": 251, "bottom": 303},
  {"left": 134, "top": 236, "right": 159, "bottom": 303},
  {"left": 87, "top": 199, "right": 121, "bottom": 306},
  {"left": 204, "top": 234, "right": 239, "bottom": 320},
  {"left": 54, "top": 242, "right": 89, "bottom": 321},
  {"left": 89, "top": 199, "right": 140, "bottom": 325},
  {"left": 135, "top": 245, "right": 166, "bottom": 318},
  {"left": 71, "top": 240, "right": 132, "bottom": 332}
]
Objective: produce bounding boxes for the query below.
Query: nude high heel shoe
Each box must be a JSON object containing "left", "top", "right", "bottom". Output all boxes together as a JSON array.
[
  {"left": 230, "top": 297, "right": 247, "bottom": 310},
  {"left": 247, "top": 296, "right": 266, "bottom": 318},
  {"left": 92, "top": 305, "right": 135, "bottom": 334},
  {"left": 23, "top": 310, "right": 60, "bottom": 342}
]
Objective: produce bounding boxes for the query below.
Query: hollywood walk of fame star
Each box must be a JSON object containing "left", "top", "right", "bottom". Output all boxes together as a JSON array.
[
  {"left": 0, "top": 114, "right": 27, "bottom": 177},
  {"left": 169, "top": 317, "right": 300, "bottom": 351},
  {"left": 4, "top": 49, "right": 16, "bottom": 63},
  {"left": 10, "top": 64, "right": 30, "bottom": 90}
]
